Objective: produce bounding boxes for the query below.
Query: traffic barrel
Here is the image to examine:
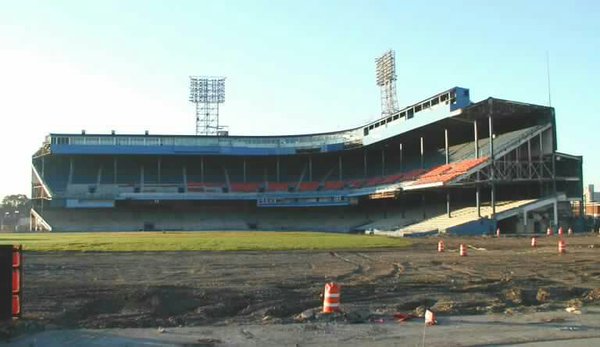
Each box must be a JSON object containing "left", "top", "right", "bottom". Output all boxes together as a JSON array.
[
  {"left": 568, "top": 227, "right": 573, "bottom": 236},
  {"left": 547, "top": 227, "right": 553, "bottom": 236},
  {"left": 496, "top": 228, "right": 501, "bottom": 238},
  {"left": 558, "top": 239, "right": 566, "bottom": 254},
  {"left": 531, "top": 237, "right": 537, "bottom": 247},
  {"left": 11, "top": 295, "right": 20, "bottom": 316},
  {"left": 437, "top": 240, "right": 445, "bottom": 253},
  {"left": 558, "top": 227, "right": 564, "bottom": 236},
  {"left": 459, "top": 244, "right": 467, "bottom": 257},
  {"left": 322, "top": 282, "right": 341, "bottom": 313},
  {"left": 425, "top": 309, "right": 437, "bottom": 326}
]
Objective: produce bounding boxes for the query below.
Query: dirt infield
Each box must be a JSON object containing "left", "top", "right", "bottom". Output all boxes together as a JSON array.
[{"left": 5, "top": 234, "right": 600, "bottom": 337}]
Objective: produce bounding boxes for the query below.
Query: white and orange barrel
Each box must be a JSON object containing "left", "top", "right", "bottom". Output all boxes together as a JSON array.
[
  {"left": 437, "top": 240, "right": 445, "bottom": 252},
  {"left": 558, "top": 239, "right": 566, "bottom": 254},
  {"left": 425, "top": 309, "right": 437, "bottom": 326},
  {"left": 568, "top": 227, "right": 573, "bottom": 236},
  {"left": 558, "top": 227, "right": 564, "bottom": 236},
  {"left": 547, "top": 227, "right": 553, "bottom": 236},
  {"left": 322, "top": 282, "right": 341, "bottom": 313},
  {"left": 531, "top": 237, "right": 537, "bottom": 247},
  {"left": 459, "top": 243, "right": 467, "bottom": 257},
  {"left": 496, "top": 228, "right": 501, "bottom": 237}
]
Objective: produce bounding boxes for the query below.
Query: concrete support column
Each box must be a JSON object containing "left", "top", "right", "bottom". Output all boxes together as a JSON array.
[
  {"left": 421, "top": 194, "right": 426, "bottom": 219},
  {"left": 276, "top": 157, "right": 280, "bottom": 183},
  {"left": 445, "top": 129, "right": 449, "bottom": 165},
  {"left": 157, "top": 157, "right": 161, "bottom": 184},
  {"left": 338, "top": 156, "right": 343, "bottom": 181},
  {"left": 420, "top": 136, "right": 424, "bottom": 169},
  {"left": 308, "top": 156, "right": 313, "bottom": 181},
  {"left": 399, "top": 143, "right": 403, "bottom": 172},
  {"left": 200, "top": 157, "right": 204, "bottom": 183},
  {"left": 113, "top": 158, "right": 118, "bottom": 184},
  {"left": 489, "top": 104, "right": 496, "bottom": 216},
  {"left": 489, "top": 113, "right": 494, "bottom": 160},
  {"left": 553, "top": 200, "right": 558, "bottom": 227},
  {"left": 491, "top": 184, "right": 496, "bottom": 216},
  {"left": 182, "top": 165, "right": 187, "bottom": 189},
  {"left": 476, "top": 184, "right": 481, "bottom": 217},
  {"left": 96, "top": 165, "right": 103, "bottom": 186},
  {"left": 446, "top": 191, "right": 451, "bottom": 218},
  {"left": 473, "top": 120, "right": 479, "bottom": 159},
  {"left": 68, "top": 157, "right": 74, "bottom": 184},
  {"left": 140, "top": 165, "right": 145, "bottom": 190}
]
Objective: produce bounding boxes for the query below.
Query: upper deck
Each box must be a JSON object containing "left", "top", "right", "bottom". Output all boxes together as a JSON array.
[{"left": 42, "top": 87, "right": 470, "bottom": 156}]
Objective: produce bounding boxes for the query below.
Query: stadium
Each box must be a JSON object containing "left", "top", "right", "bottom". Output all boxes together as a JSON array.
[{"left": 29, "top": 81, "right": 583, "bottom": 235}]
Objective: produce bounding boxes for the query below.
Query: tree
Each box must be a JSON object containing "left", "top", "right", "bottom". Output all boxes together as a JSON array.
[
  {"left": 2, "top": 194, "right": 29, "bottom": 209},
  {"left": 1, "top": 194, "right": 30, "bottom": 231}
]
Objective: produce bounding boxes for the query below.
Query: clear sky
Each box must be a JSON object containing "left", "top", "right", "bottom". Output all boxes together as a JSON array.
[{"left": 0, "top": 0, "right": 598, "bottom": 198}]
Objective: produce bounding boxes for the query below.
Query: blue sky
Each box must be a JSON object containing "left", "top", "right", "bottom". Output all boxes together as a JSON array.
[{"left": 0, "top": 0, "right": 598, "bottom": 198}]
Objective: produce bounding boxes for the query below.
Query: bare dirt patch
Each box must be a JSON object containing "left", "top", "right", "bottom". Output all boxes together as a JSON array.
[{"left": 7, "top": 234, "right": 600, "bottom": 334}]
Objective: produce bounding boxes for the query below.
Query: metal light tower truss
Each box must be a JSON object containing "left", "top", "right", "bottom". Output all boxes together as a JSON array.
[
  {"left": 189, "top": 76, "right": 226, "bottom": 136},
  {"left": 375, "top": 50, "right": 399, "bottom": 116}
]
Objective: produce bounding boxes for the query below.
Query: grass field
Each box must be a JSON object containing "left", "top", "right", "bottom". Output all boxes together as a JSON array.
[{"left": 0, "top": 231, "right": 410, "bottom": 252}]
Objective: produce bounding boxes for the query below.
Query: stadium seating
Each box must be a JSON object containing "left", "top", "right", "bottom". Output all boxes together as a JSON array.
[
  {"left": 345, "top": 179, "right": 365, "bottom": 189},
  {"left": 298, "top": 182, "right": 321, "bottom": 191},
  {"left": 266, "top": 182, "right": 290, "bottom": 192},
  {"left": 187, "top": 182, "right": 225, "bottom": 192},
  {"left": 230, "top": 182, "right": 261, "bottom": 193},
  {"left": 323, "top": 181, "right": 345, "bottom": 190},
  {"left": 381, "top": 199, "right": 536, "bottom": 236},
  {"left": 410, "top": 157, "right": 488, "bottom": 186}
]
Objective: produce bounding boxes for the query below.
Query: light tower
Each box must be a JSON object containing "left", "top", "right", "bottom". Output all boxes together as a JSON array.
[
  {"left": 375, "top": 50, "right": 399, "bottom": 116},
  {"left": 189, "top": 76, "right": 226, "bottom": 136}
]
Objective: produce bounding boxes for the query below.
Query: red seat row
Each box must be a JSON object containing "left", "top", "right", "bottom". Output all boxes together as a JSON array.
[
  {"left": 411, "top": 157, "right": 488, "bottom": 186},
  {"left": 230, "top": 182, "right": 261, "bottom": 192},
  {"left": 184, "top": 158, "right": 488, "bottom": 193}
]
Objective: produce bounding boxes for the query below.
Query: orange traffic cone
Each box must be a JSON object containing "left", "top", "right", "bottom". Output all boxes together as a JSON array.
[
  {"left": 496, "top": 228, "right": 501, "bottom": 237},
  {"left": 437, "top": 240, "right": 445, "bottom": 252},
  {"left": 322, "top": 282, "right": 341, "bottom": 313},
  {"left": 558, "top": 240, "right": 566, "bottom": 254},
  {"left": 547, "top": 227, "right": 553, "bottom": 236},
  {"left": 558, "top": 227, "right": 564, "bottom": 236},
  {"left": 568, "top": 227, "right": 573, "bottom": 236},
  {"left": 459, "top": 244, "right": 467, "bottom": 257},
  {"left": 531, "top": 237, "right": 537, "bottom": 247}
]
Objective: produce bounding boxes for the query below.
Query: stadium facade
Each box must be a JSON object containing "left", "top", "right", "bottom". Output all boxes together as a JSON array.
[{"left": 31, "top": 87, "right": 583, "bottom": 235}]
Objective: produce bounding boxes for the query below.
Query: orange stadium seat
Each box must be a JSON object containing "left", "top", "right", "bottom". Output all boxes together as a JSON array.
[
  {"left": 323, "top": 181, "right": 345, "bottom": 190},
  {"left": 230, "top": 182, "right": 260, "bottom": 192},
  {"left": 266, "top": 182, "right": 290, "bottom": 192},
  {"left": 298, "top": 182, "right": 321, "bottom": 191},
  {"left": 410, "top": 157, "right": 488, "bottom": 186}
]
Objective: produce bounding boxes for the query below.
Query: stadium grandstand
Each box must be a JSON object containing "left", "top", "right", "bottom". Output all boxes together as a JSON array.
[{"left": 30, "top": 87, "right": 584, "bottom": 235}]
